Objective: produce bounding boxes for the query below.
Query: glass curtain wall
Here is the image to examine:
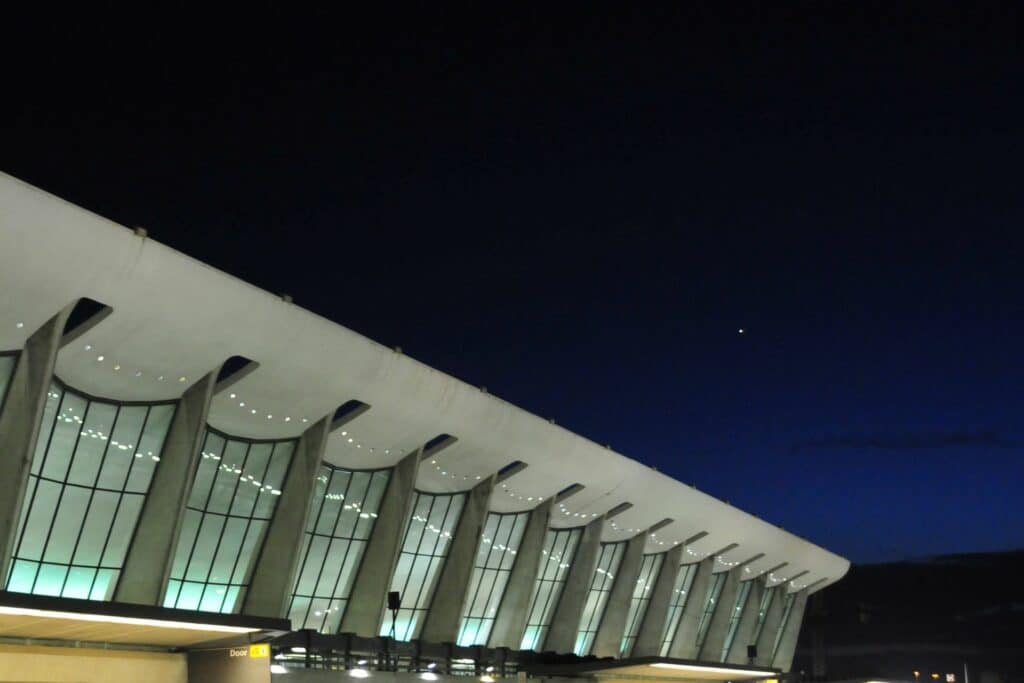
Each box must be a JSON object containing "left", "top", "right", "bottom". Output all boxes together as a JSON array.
[
  {"left": 771, "top": 592, "right": 797, "bottom": 662},
  {"left": 574, "top": 541, "right": 626, "bottom": 655},
  {"left": 620, "top": 552, "right": 664, "bottom": 656},
  {"left": 721, "top": 579, "right": 754, "bottom": 660},
  {"left": 6, "top": 380, "right": 174, "bottom": 599},
  {"left": 457, "top": 511, "right": 529, "bottom": 646},
  {"left": 382, "top": 491, "right": 465, "bottom": 641},
  {"left": 694, "top": 572, "right": 728, "bottom": 653},
  {"left": 520, "top": 527, "right": 582, "bottom": 651},
  {"left": 288, "top": 465, "right": 390, "bottom": 632},
  {"left": 659, "top": 562, "right": 698, "bottom": 656},
  {"left": 750, "top": 585, "right": 776, "bottom": 645},
  {"left": 164, "top": 429, "right": 294, "bottom": 613}
]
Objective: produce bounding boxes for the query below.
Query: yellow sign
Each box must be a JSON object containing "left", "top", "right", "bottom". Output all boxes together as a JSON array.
[{"left": 249, "top": 644, "right": 270, "bottom": 658}]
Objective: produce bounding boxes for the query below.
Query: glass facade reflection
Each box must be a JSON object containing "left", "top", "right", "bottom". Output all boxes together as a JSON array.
[
  {"left": 694, "top": 571, "right": 726, "bottom": 652},
  {"left": 521, "top": 527, "right": 582, "bottom": 651},
  {"left": 382, "top": 491, "right": 465, "bottom": 641},
  {"left": 574, "top": 541, "right": 625, "bottom": 655},
  {"left": 721, "top": 578, "right": 753, "bottom": 660},
  {"left": 6, "top": 381, "right": 173, "bottom": 600},
  {"left": 457, "top": 511, "right": 529, "bottom": 646},
  {"left": 660, "top": 562, "right": 697, "bottom": 656},
  {"left": 620, "top": 552, "right": 664, "bottom": 656},
  {"left": 771, "top": 592, "right": 797, "bottom": 662},
  {"left": 164, "top": 429, "right": 294, "bottom": 613},
  {"left": 288, "top": 465, "right": 390, "bottom": 632},
  {"left": 750, "top": 585, "right": 776, "bottom": 646}
]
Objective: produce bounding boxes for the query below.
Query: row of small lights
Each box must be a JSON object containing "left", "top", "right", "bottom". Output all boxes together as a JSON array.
[
  {"left": 431, "top": 459, "right": 483, "bottom": 482},
  {"left": 50, "top": 397, "right": 160, "bottom": 461},
  {"left": 84, "top": 344, "right": 188, "bottom": 383},
  {"left": 200, "top": 449, "right": 283, "bottom": 496}
]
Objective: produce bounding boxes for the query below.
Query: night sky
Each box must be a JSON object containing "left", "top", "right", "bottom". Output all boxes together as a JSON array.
[{"left": 3, "top": 4, "right": 1022, "bottom": 564}]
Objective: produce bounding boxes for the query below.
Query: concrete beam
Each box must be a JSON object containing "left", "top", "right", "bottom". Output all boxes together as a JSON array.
[
  {"left": 338, "top": 447, "right": 422, "bottom": 636},
  {"left": 419, "top": 473, "right": 497, "bottom": 643},
  {"left": 772, "top": 589, "right": 809, "bottom": 672},
  {"left": 666, "top": 557, "right": 714, "bottom": 659},
  {"left": 487, "top": 498, "right": 555, "bottom": 649},
  {"left": 725, "top": 577, "right": 765, "bottom": 665},
  {"left": 631, "top": 543, "right": 683, "bottom": 657},
  {"left": 241, "top": 416, "right": 331, "bottom": 617},
  {"left": 0, "top": 305, "right": 75, "bottom": 588},
  {"left": 698, "top": 568, "right": 742, "bottom": 660},
  {"left": 543, "top": 515, "right": 604, "bottom": 653},
  {"left": 590, "top": 527, "right": 648, "bottom": 657},
  {"left": 115, "top": 369, "right": 219, "bottom": 605}
]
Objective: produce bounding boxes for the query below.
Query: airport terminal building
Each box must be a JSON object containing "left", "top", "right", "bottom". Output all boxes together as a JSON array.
[{"left": 0, "top": 172, "right": 849, "bottom": 682}]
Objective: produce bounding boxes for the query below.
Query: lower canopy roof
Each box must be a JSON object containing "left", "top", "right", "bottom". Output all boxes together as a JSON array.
[
  {"left": 0, "top": 590, "right": 289, "bottom": 649},
  {"left": 523, "top": 656, "right": 781, "bottom": 682}
]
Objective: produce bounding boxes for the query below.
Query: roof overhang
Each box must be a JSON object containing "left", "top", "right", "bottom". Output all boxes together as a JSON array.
[
  {"left": 0, "top": 591, "right": 290, "bottom": 649},
  {"left": 523, "top": 656, "right": 782, "bottom": 682}
]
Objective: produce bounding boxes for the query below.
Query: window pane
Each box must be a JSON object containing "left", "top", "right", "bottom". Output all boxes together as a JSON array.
[
  {"left": 165, "top": 429, "right": 295, "bottom": 613},
  {"left": 5, "top": 381, "right": 172, "bottom": 600},
  {"left": 457, "top": 511, "right": 528, "bottom": 646},
  {"left": 520, "top": 527, "right": 582, "bottom": 650},
  {"left": 288, "top": 465, "right": 390, "bottom": 632},
  {"left": 379, "top": 491, "right": 466, "bottom": 640}
]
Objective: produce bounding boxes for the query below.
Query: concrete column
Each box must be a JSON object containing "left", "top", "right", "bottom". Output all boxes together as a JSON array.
[
  {"left": 419, "top": 474, "right": 497, "bottom": 643},
  {"left": 667, "top": 557, "right": 714, "bottom": 659},
  {"left": 487, "top": 498, "right": 554, "bottom": 649},
  {"left": 631, "top": 543, "right": 683, "bottom": 657},
  {"left": 0, "top": 306, "right": 75, "bottom": 588},
  {"left": 698, "top": 568, "right": 741, "bottom": 661},
  {"left": 115, "top": 370, "right": 219, "bottom": 605},
  {"left": 543, "top": 515, "right": 604, "bottom": 653},
  {"left": 725, "top": 578, "right": 765, "bottom": 664},
  {"left": 591, "top": 529, "right": 647, "bottom": 657},
  {"left": 772, "top": 590, "right": 809, "bottom": 672},
  {"left": 754, "top": 584, "right": 787, "bottom": 667},
  {"left": 241, "top": 416, "right": 331, "bottom": 617},
  {"left": 339, "top": 448, "right": 422, "bottom": 637}
]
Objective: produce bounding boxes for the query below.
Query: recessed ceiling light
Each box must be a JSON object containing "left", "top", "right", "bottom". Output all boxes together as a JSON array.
[
  {"left": 84, "top": 344, "right": 92, "bottom": 351},
  {"left": 230, "top": 393, "right": 236, "bottom": 399},
  {"left": 178, "top": 376, "right": 186, "bottom": 383},
  {"left": 97, "top": 356, "right": 104, "bottom": 362},
  {"left": 15, "top": 322, "right": 24, "bottom": 328}
]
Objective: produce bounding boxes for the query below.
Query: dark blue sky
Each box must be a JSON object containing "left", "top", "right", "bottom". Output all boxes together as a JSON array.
[{"left": 3, "top": 4, "right": 1022, "bottom": 563}]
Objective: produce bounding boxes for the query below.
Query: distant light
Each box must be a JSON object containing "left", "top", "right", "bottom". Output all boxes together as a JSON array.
[
  {"left": 15, "top": 322, "right": 24, "bottom": 328},
  {"left": 341, "top": 431, "right": 347, "bottom": 436},
  {"left": 285, "top": 417, "right": 291, "bottom": 422},
  {"left": 421, "top": 674, "right": 438, "bottom": 681},
  {"left": 230, "top": 393, "right": 237, "bottom": 399},
  {"left": 427, "top": 663, "right": 437, "bottom": 670},
  {"left": 271, "top": 664, "right": 288, "bottom": 674},
  {"left": 97, "top": 355, "right": 105, "bottom": 362},
  {"left": 486, "top": 666, "right": 495, "bottom": 672},
  {"left": 350, "top": 669, "right": 370, "bottom": 679},
  {"left": 738, "top": 328, "right": 745, "bottom": 334},
  {"left": 113, "top": 364, "right": 121, "bottom": 371},
  {"left": 251, "top": 409, "right": 257, "bottom": 414},
  {"left": 178, "top": 376, "right": 187, "bottom": 383},
  {"left": 84, "top": 344, "right": 92, "bottom": 350},
  {"left": 291, "top": 646, "right": 307, "bottom": 653},
  {"left": 356, "top": 659, "right": 368, "bottom": 666},
  {"left": 480, "top": 676, "right": 496, "bottom": 683}
]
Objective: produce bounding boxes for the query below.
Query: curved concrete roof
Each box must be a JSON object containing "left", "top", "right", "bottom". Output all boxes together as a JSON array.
[{"left": 0, "top": 171, "right": 849, "bottom": 592}]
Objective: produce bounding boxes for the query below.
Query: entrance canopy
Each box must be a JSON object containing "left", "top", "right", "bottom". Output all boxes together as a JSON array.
[{"left": 0, "top": 591, "right": 288, "bottom": 649}]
